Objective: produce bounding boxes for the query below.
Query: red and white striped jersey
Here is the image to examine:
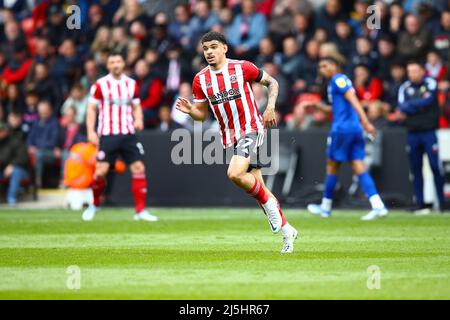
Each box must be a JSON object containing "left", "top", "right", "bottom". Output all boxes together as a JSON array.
[
  {"left": 192, "top": 59, "right": 265, "bottom": 148},
  {"left": 89, "top": 74, "right": 140, "bottom": 136}
]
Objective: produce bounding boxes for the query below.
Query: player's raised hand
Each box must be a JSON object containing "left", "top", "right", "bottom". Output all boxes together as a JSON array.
[
  {"left": 263, "top": 107, "right": 277, "bottom": 128},
  {"left": 176, "top": 97, "right": 192, "bottom": 114},
  {"left": 88, "top": 130, "right": 99, "bottom": 146}
]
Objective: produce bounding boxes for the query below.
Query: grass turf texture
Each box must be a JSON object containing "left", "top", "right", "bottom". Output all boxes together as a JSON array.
[{"left": 0, "top": 208, "right": 449, "bottom": 299}]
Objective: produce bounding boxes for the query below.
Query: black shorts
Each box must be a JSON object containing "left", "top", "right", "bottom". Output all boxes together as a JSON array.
[
  {"left": 233, "top": 133, "right": 268, "bottom": 171},
  {"left": 97, "top": 134, "right": 145, "bottom": 165}
]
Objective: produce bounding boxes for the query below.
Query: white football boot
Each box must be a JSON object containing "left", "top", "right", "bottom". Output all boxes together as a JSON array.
[
  {"left": 360, "top": 208, "right": 389, "bottom": 221},
  {"left": 133, "top": 210, "right": 158, "bottom": 222},
  {"left": 261, "top": 197, "right": 282, "bottom": 233},
  {"left": 82, "top": 204, "right": 97, "bottom": 221},
  {"left": 307, "top": 203, "right": 331, "bottom": 218},
  {"left": 281, "top": 225, "right": 298, "bottom": 254}
]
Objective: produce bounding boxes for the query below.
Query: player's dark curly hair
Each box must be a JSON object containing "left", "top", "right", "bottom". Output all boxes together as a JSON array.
[{"left": 200, "top": 31, "right": 227, "bottom": 45}]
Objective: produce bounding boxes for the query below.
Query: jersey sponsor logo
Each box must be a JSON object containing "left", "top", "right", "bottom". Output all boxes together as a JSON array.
[{"left": 208, "top": 88, "right": 242, "bottom": 105}]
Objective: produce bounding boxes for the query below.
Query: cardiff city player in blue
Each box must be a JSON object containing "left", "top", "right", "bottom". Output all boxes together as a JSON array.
[{"left": 300, "top": 57, "right": 388, "bottom": 221}]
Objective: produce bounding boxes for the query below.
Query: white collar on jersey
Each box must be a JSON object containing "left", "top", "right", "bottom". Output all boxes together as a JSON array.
[
  {"left": 107, "top": 73, "right": 125, "bottom": 81},
  {"left": 209, "top": 59, "right": 229, "bottom": 74}
]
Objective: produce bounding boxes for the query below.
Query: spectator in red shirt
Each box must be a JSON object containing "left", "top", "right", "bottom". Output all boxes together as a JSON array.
[
  {"left": 133, "top": 59, "right": 164, "bottom": 128},
  {"left": 425, "top": 50, "right": 447, "bottom": 82},
  {"left": 1, "top": 43, "right": 32, "bottom": 86},
  {"left": 353, "top": 64, "right": 384, "bottom": 108}
]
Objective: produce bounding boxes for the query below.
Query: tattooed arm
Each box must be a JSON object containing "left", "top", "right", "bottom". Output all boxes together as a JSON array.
[{"left": 258, "top": 71, "right": 279, "bottom": 128}]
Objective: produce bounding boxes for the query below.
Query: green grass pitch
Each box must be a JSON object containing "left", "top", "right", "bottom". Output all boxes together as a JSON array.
[{"left": 0, "top": 208, "right": 449, "bottom": 299}]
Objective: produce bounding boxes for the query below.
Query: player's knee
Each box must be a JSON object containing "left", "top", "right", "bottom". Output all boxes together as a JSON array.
[
  {"left": 130, "top": 162, "right": 145, "bottom": 174},
  {"left": 227, "top": 168, "right": 243, "bottom": 183},
  {"left": 327, "top": 161, "right": 340, "bottom": 174},
  {"left": 95, "top": 164, "right": 109, "bottom": 177}
]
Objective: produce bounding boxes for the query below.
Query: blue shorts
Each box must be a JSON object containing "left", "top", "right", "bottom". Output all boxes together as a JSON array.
[{"left": 327, "top": 131, "right": 365, "bottom": 162}]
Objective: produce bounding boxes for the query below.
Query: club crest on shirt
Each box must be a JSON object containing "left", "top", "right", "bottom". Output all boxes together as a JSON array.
[
  {"left": 230, "top": 75, "right": 237, "bottom": 83},
  {"left": 206, "top": 83, "right": 212, "bottom": 88},
  {"left": 336, "top": 77, "right": 347, "bottom": 88}
]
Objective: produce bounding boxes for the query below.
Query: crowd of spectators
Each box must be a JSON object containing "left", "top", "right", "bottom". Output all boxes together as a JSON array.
[{"left": 1, "top": 0, "right": 450, "bottom": 192}]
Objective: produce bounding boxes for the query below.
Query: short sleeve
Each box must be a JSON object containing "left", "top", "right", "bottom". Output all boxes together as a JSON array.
[
  {"left": 333, "top": 75, "right": 353, "bottom": 94},
  {"left": 131, "top": 80, "right": 141, "bottom": 105},
  {"left": 192, "top": 75, "right": 207, "bottom": 103},
  {"left": 242, "top": 61, "right": 263, "bottom": 82},
  {"left": 89, "top": 82, "right": 102, "bottom": 105}
]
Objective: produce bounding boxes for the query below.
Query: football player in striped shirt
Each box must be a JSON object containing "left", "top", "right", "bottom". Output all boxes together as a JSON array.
[
  {"left": 82, "top": 52, "right": 158, "bottom": 222},
  {"left": 176, "top": 32, "right": 298, "bottom": 253}
]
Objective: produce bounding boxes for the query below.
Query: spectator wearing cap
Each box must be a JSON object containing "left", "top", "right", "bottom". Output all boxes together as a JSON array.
[
  {"left": 396, "top": 61, "right": 445, "bottom": 213},
  {"left": 187, "top": 0, "right": 219, "bottom": 49},
  {"left": 432, "top": 10, "right": 450, "bottom": 60},
  {"left": 0, "top": 121, "right": 29, "bottom": 206},
  {"left": 398, "top": 14, "right": 432, "bottom": 61},
  {"left": 228, "top": 0, "right": 268, "bottom": 60},
  {"left": 27, "top": 100, "right": 61, "bottom": 188}
]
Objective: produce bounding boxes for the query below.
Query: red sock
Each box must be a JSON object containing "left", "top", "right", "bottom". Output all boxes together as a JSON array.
[
  {"left": 277, "top": 202, "right": 288, "bottom": 227},
  {"left": 132, "top": 173, "right": 147, "bottom": 213},
  {"left": 247, "top": 178, "right": 269, "bottom": 204},
  {"left": 92, "top": 176, "right": 106, "bottom": 207}
]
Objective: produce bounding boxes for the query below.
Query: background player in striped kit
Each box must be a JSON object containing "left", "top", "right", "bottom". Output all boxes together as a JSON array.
[
  {"left": 82, "top": 52, "right": 158, "bottom": 222},
  {"left": 176, "top": 32, "right": 298, "bottom": 253}
]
